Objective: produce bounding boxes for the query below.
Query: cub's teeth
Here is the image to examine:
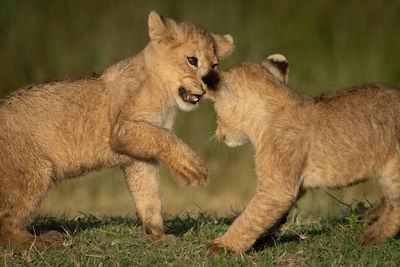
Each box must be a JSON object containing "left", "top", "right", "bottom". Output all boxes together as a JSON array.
[{"left": 187, "top": 94, "right": 198, "bottom": 102}]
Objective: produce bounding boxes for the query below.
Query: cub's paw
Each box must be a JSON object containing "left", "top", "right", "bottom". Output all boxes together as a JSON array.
[
  {"left": 37, "top": 230, "right": 65, "bottom": 249},
  {"left": 357, "top": 231, "right": 386, "bottom": 246},
  {"left": 169, "top": 149, "right": 208, "bottom": 186},
  {"left": 142, "top": 224, "right": 180, "bottom": 244},
  {"left": 204, "top": 240, "right": 235, "bottom": 256}
]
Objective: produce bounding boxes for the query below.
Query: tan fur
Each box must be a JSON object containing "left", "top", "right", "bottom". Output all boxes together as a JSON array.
[
  {"left": 205, "top": 54, "right": 400, "bottom": 254},
  {"left": 0, "top": 11, "right": 234, "bottom": 250}
]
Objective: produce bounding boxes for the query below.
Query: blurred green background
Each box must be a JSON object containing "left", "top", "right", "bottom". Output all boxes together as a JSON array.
[{"left": 1, "top": 0, "right": 399, "bottom": 218}]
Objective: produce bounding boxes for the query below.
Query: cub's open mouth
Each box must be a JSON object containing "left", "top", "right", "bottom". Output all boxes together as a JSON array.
[{"left": 178, "top": 87, "right": 203, "bottom": 104}]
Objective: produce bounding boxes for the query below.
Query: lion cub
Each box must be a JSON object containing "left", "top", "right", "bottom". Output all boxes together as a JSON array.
[
  {"left": 0, "top": 11, "right": 234, "bottom": 250},
  {"left": 205, "top": 54, "right": 400, "bottom": 254}
]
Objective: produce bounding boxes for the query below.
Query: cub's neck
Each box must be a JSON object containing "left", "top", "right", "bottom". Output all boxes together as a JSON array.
[
  {"left": 242, "top": 82, "right": 303, "bottom": 147},
  {"left": 102, "top": 44, "right": 175, "bottom": 125}
]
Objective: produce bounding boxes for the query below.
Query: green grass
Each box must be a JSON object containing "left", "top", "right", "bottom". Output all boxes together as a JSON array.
[{"left": 2, "top": 209, "right": 400, "bottom": 266}]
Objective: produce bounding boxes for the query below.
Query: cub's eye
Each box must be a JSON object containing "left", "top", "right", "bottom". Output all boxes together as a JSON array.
[
  {"left": 211, "top": 63, "right": 218, "bottom": 69},
  {"left": 187, "top": 57, "right": 198, "bottom": 67}
]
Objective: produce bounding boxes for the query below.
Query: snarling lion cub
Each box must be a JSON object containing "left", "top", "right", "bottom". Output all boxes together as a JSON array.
[
  {"left": 205, "top": 54, "right": 400, "bottom": 254},
  {"left": 0, "top": 11, "right": 234, "bottom": 250}
]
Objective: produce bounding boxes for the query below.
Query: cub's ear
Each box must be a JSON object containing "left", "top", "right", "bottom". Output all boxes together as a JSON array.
[
  {"left": 262, "top": 54, "right": 289, "bottom": 84},
  {"left": 148, "top": 11, "right": 178, "bottom": 44},
  {"left": 211, "top": 34, "right": 234, "bottom": 58}
]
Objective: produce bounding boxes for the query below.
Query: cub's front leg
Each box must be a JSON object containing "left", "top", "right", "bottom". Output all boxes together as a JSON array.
[
  {"left": 205, "top": 174, "right": 298, "bottom": 255},
  {"left": 110, "top": 120, "right": 208, "bottom": 186},
  {"left": 123, "top": 160, "right": 179, "bottom": 243}
]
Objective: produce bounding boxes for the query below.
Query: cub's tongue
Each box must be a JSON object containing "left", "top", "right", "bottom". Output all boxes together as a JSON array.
[
  {"left": 179, "top": 87, "right": 201, "bottom": 104},
  {"left": 186, "top": 94, "right": 199, "bottom": 103}
]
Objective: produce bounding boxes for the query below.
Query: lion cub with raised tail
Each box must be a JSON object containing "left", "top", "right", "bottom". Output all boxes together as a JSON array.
[
  {"left": 0, "top": 11, "right": 234, "bottom": 250},
  {"left": 205, "top": 54, "right": 400, "bottom": 254}
]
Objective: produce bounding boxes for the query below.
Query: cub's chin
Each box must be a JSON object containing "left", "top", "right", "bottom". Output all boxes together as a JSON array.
[
  {"left": 225, "top": 140, "right": 247, "bottom": 147},
  {"left": 217, "top": 133, "right": 249, "bottom": 147},
  {"left": 176, "top": 86, "right": 203, "bottom": 111}
]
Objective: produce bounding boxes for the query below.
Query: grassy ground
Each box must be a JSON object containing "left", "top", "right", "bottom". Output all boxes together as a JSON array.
[{"left": 2, "top": 205, "right": 400, "bottom": 266}]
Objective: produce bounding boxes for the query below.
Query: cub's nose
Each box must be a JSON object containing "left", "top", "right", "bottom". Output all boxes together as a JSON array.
[
  {"left": 202, "top": 71, "right": 220, "bottom": 91},
  {"left": 198, "top": 67, "right": 220, "bottom": 91}
]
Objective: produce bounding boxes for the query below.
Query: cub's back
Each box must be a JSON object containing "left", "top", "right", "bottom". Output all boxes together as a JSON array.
[
  {"left": 0, "top": 78, "right": 114, "bottom": 167},
  {"left": 314, "top": 84, "right": 400, "bottom": 109},
  {"left": 304, "top": 84, "right": 400, "bottom": 184},
  {"left": 311, "top": 84, "right": 400, "bottom": 133}
]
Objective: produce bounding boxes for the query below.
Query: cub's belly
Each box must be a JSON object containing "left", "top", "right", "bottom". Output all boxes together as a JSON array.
[
  {"left": 302, "top": 149, "right": 382, "bottom": 190},
  {"left": 301, "top": 171, "right": 371, "bottom": 190}
]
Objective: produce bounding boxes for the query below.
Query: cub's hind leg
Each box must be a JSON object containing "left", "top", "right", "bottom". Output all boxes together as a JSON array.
[
  {"left": 363, "top": 197, "right": 387, "bottom": 226},
  {"left": 0, "top": 167, "right": 64, "bottom": 250},
  {"left": 123, "top": 160, "right": 179, "bottom": 244},
  {"left": 358, "top": 154, "right": 400, "bottom": 246}
]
